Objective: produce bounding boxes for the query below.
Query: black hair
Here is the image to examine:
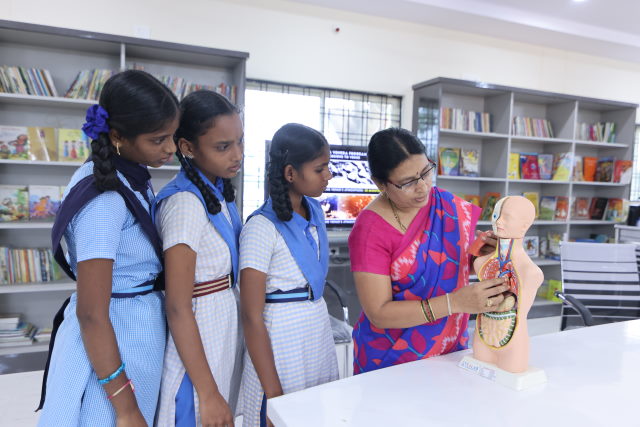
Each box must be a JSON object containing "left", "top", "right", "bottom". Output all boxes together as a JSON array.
[
  {"left": 91, "top": 69, "right": 180, "bottom": 191},
  {"left": 174, "top": 90, "right": 240, "bottom": 215},
  {"left": 267, "top": 123, "right": 329, "bottom": 221},
  {"left": 367, "top": 127, "right": 427, "bottom": 183}
]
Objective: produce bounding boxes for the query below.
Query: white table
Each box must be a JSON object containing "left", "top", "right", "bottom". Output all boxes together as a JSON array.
[{"left": 268, "top": 320, "right": 640, "bottom": 427}]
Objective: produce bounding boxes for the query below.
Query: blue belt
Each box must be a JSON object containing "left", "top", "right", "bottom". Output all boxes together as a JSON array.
[
  {"left": 111, "top": 281, "right": 156, "bottom": 298},
  {"left": 265, "top": 286, "right": 311, "bottom": 303}
]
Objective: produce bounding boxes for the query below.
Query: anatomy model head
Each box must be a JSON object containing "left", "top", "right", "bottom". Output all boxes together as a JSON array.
[{"left": 491, "top": 196, "right": 535, "bottom": 239}]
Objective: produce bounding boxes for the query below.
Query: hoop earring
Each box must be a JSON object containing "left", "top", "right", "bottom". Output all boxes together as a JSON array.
[{"left": 116, "top": 143, "right": 121, "bottom": 156}]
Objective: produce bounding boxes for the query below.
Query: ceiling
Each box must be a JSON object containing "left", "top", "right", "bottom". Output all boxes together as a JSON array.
[{"left": 288, "top": 0, "right": 640, "bottom": 63}]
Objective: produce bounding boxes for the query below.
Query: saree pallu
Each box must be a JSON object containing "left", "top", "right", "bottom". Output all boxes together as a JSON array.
[{"left": 352, "top": 187, "right": 480, "bottom": 374}]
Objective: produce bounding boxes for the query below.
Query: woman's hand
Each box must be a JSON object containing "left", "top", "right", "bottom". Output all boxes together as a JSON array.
[
  {"left": 475, "top": 230, "right": 498, "bottom": 256},
  {"left": 199, "top": 392, "right": 234, "bottom": 427},
  {"left": 451, "top": 276, "right": 509, "bottom": 314}
]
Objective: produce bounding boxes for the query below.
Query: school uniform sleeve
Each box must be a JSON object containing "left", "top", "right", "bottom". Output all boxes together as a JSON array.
[
  {"left": 239, "top": 214, "right": 277, "bottom": 274},
  {"left": 156, "top": 191, "right": 208, "bottom": 252},
  {"left": 71, "top": 191, "right": 127, "bottom": 262}
]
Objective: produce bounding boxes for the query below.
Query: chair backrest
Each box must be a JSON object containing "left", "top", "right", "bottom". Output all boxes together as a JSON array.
[{"left": 560, "top": 241, "right": 640, "bottom": 330}]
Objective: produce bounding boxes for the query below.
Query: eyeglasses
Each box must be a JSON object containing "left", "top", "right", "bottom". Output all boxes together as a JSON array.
[{"left": 387, "top": 161, "right": 436, "bottom": 191}]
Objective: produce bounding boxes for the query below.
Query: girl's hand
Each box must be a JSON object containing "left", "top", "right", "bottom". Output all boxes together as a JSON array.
[
  {"left": 451, "top": 277, "right": 509, "bottom": 314},
  {"left": 116, "top": 409, "right": 147, "bottom": 427},
  {"left": 200, "top": 392, "right": 234, "bottom": 427},
  {"left": 475, "top": 230, "right": 498, "bottom": 256}
]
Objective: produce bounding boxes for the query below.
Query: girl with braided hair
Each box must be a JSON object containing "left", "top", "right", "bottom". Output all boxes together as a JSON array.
[
  {"left": 239, "top": 123, "right": 339, "bottom": 427},
  {"left": 38, "top": 69, "right": 179, "bottom": 427},
  {"left": 152, "top": 90, "right": 244, "bottom": 427}
]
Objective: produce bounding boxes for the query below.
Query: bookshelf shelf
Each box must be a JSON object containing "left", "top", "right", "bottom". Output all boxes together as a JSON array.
[
  {"left": 570, "top": 181, "right": 625, "bottom": 187},
  {"left": 437, "top": 175, "right": 504, "bottom": 182},
  {"left": 532, "top": 258, "right": 561, "bottom": 267},
  {"left": 439, "top": 129, "right": 509, "bottom": 140},
  {"left": 569, "top": 220, "right": 618, "bottom": 225},
  {"left": 510, "top": 136, "right": 574, "bottom": 145},
  {"left": 0, "top": 19, "right": 247, "bottom": 348},
  {"left": 533, "top": 220, "right": 568, "bottom": 225},
  {"left": 0, "top": 341, "right": 48, "bottom": 356},
  {"left": 508, "top": 179, "right": 570, "bottom": 185},
  {"left": 573, "top": 140, "right": 628, "bottom": 148}
]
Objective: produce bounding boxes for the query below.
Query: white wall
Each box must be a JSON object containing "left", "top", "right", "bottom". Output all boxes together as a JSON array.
[{"left": 4, "top": 0, "right": 640, "bottom": 126}]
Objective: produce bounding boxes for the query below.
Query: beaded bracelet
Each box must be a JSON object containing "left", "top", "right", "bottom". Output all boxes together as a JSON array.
[
  {"left": 419, "top": 300, "right": 430, "bottom": 323},
  {"left": 98, "top": 362, "right": 125, "bottom": 385},
  {"left": 107, "top": 379, "right": 134, "bottom": 400}
]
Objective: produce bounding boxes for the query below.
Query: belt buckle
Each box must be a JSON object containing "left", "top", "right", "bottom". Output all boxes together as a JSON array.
[{"left": 307, "top": 284, "right": 312, "bottom": 301}]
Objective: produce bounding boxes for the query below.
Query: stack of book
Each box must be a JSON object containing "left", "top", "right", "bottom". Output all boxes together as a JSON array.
[
  {"left": 440, "top": 107, "right": 492, "bottom": 133},
  {"left": 0, "top": 65, "right": 59, "bottom": 97},
  {"left": 438, "top": 147, "right": 480, "bottom": 177},
  {"left": 512, "top": 116, "right": 554, "bottom": 138},
  {"left": 0, "top": 314, "right": 36, "bottom": 348}
]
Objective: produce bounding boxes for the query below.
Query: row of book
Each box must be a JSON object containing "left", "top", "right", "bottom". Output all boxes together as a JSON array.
[
  {"left": 512, "top": 116, "right": 554, "bottom": 138},
  {"left": 0, "top": 66, "right": 59, "bottom": 97},
  {"left": 0, "top": 185, "right": 64, "bottom": 222},
  {"left": 438, "top": 147, "right": 479, "bottom": 177},
  {"left": 573, "top": 157, "right": 631, "bottom": 183},
  {"left": 439, "top": 107, "right": 492, "bottom": 133},
  {"left": 508, "top": 152, "right": 571, "bottom": 181},
  {"left": 0, "top": 247, "right": 64, "bottom": 285},
  {"left": 0, "top": 125, "right": 89, "bottom": 162},
  {"left": 0, "top": 313, "right": 50, "bottom": 347},
  {"left": 576, "top": 121, "right": 617, "bottom": 143},
  {"left": 65, "top": 69, "right": 115, "bottom": 100}
]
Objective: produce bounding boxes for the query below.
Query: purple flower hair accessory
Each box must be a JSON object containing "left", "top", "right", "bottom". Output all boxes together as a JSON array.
[{"left": 82, "top": 104, "right": 110, "bottom": 140}]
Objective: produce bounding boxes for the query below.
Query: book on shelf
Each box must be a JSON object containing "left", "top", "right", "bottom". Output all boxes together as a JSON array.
[
  {"left": 577, "top": 121, "right": 617, "bottom": 143},
  {"left": 0, "top": 320, "right": 36, "bottom": 347},
  {"left": 582, "top": 157, "right": 597, "bottom": 181},
  {"left": 571, "top": 197, "right": 591, "bottom": 220},
  {"left": 0, "top": 185, "right": 28, "bottom": 222},
  {"left": 522, "top": 192, "right": 540, "bottom": 219},
  {"left": 33, "top": 327, "right": 52, "bottom": 343},
  {"left": 0, "top": 125, "right": 30, "bottom": 160},
  {"left": 589, "top": 197, "right": 608, "bottom": 220},
  {"left": 459, "top": 148, "right": 479, "bottom": 177},
  {"left": 461, "top": 194, "right": 481, "bottom": 207},
  {"left": 552, "top": 152, "right": 573, "bottom": 181},
  {"left": 520, "top": 153, "right": 540, "bottom": 180},
  {"left": 57, "top": 129, "right": 90, "bottom": 162},
  {"left": 538, "top": 154, "right": 553, "bottom": 180},
  {"left": 512, "top": 116, "right": 554, "bottom": 138},
  {"left": 523, "top": 236, "right": 539, "bottom": 258},
  {"left": 547, "top": 232, "right": 562, "bottom": 260},
  {"left": 438, "top": 147, "right": 460, "bottom": 176},
  {"left": 539, "top": 196, "right": 557, "bottom": 221},
  {"left": 439, "top": 107, "right": 492, "bottom": 133},
  {"left": 572, "top": 155, "right": 583, "bottom": 181},
  {"left": 27, "top": 127, "right": 57, "bottom": 161},
  {"left": 480, "top": 192, "right": 501, "bottom": 221},
  {"left": 603, "top": 198, "right": 629, "bottom": 223},
  {"left": 554, "top": 196, "right": 569, "bottom": 221},
  {"left": 0, "top": 65, "right": 59, "bottom": 97},
  {"left": 0, "top": 313, "right": 21, "bottom": 330},
  {"left": 595, "top": 157, "right": 614, "bottom": 182},
  {"left": 0, "top": 247, "right": 63, "bottom": 285},
  {"left": 29, "top": 185, "right": 61, "bottom": 221},
  {"left": 507, "top": 152, "right": 520, "bottom": 179},
  {"left": 64, "top": 69, "right": 115, "bottom": 100},
  {"left": 613, "top": 160, "right": 633, "bottom": 184}
]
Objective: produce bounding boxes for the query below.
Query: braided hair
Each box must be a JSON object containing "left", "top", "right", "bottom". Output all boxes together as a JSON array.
[
  {"left": 91, "top": 70, "right": 179, "bottom": 191},
  {"left": 367, "top": 127, "right": 427, "bottom": 183},
  {"left": 174, "top": 90, "right": 239, "bottom": 215},
  {"left": 268, "top": 123, "right": 329, "bottom": 221}
]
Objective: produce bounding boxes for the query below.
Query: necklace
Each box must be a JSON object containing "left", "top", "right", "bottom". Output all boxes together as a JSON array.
[{"left": 386, "top": 193, "right": 407, "bottom": 232}]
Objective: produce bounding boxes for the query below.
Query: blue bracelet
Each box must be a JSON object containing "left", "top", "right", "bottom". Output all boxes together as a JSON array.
[{"left": 98, "top": 362, "right": 125, "bottom": 385}]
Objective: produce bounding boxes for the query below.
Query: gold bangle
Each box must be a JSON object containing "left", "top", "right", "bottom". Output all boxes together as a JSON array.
[
  {"left": 446, "top": 293, "right": 452, "bottom": 316},
  {"left": 419, "top": 300, "right": 429, "bottom": 323},
  {"left": 426, "top": 298, "right": 436, "bottom": 322}
]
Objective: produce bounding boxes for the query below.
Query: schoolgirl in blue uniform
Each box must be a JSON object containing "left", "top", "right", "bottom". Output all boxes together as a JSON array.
[{"left": 37, "top": 70, "right": 179, "bottom": 427}]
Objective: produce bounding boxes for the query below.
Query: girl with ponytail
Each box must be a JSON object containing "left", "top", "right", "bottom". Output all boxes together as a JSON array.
[
  {"left": 152, "top": 90, "right": 244, "bottom": 427},
  {"left": 239, "top": 123, "right": 339, "bottom": 427},
  {"left": 39, "top": 69, "right": 179, "bottom": 427}
]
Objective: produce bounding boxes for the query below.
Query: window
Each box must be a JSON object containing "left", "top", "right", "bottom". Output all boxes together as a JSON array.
[{"left": 241, "top": 80, "right": 401, "bottom": 218}]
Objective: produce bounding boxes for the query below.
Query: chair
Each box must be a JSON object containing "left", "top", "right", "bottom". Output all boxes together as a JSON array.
[
  {"left": 559, "top": 241, "right": 640, "bottom": 330},
  {"left": 325, "top": 279, "right": 353, "bottom": 379}
]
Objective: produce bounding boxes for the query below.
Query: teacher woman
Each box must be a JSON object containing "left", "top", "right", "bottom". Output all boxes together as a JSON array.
[{"left": 348, "top": 127, "right": 509, "bottom": 374}]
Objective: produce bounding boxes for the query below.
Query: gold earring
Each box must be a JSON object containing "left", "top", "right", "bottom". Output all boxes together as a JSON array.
[{"left": 116, "top": 143, "right": 121, "bottom": 155}]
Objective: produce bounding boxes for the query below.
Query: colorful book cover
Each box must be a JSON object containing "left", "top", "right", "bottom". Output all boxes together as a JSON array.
[
  {"left": 538, "top": 154, "right": 553, "bottom": 180},
  {"left": 0, "top": 185, "right": 28, "bottom": 221},
  {"left": 463, "top": 194, "right": 481, "bottom": 207},
  {"left": 572, "top": 197, "right": 590, "bottom": 220},
  {"left": 572, "top": 155, "right": 583, "bottom": 181},
  {"left": 552, "top": 152, "right": 573, "bottom": 181},
  {"left": 582, "top": 157, "right": 597, "bottom": 181},
  {"left": 507, "top": 152, "right": 520, "bottom": 179},
  {"left": 460, "top": 148, "right": 479, "bottom": 177},
  {"left": 522, "top": 191, "right": 540, "bottom": 219},
  {"left": 613, "top": 160, "right": 633, "bottom": 184},
  {"left": 589, "top": 197, "right": 608, "bottom": 220},
  {"left": 604, "top": 198, "right": 623, "bottom": 222},
  {"left": 539, "top": 196, "right": 557, "bottom": 220},
  {"left": 28, "top": 185, "right": 61, "bottom": 221},
  {"left": 438, "top": 147, "right": 460, "bottom": 176},
  {"left": 554, "top": 196, "right": 569, "bottom": 221},
  {"left": 480, "top": 192, "right": 501, "bottom": 221},
  {"left": 520, "top": 153, "right": 540, "bottom": 180},
  {"left": 0, "top": 126, "right": 30, "bottom": 160},
  {"left": 523, "top": 236, "right": 539, "bottom": 258},
  {"left": 595, "top": 157, "right": 614, "bottom": 182},
  {"left": 57, "top": 129, "right": 90, "bottom": 162},
  {"left": 27, "top": 127, "right": 57, "bottom": 161}
]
